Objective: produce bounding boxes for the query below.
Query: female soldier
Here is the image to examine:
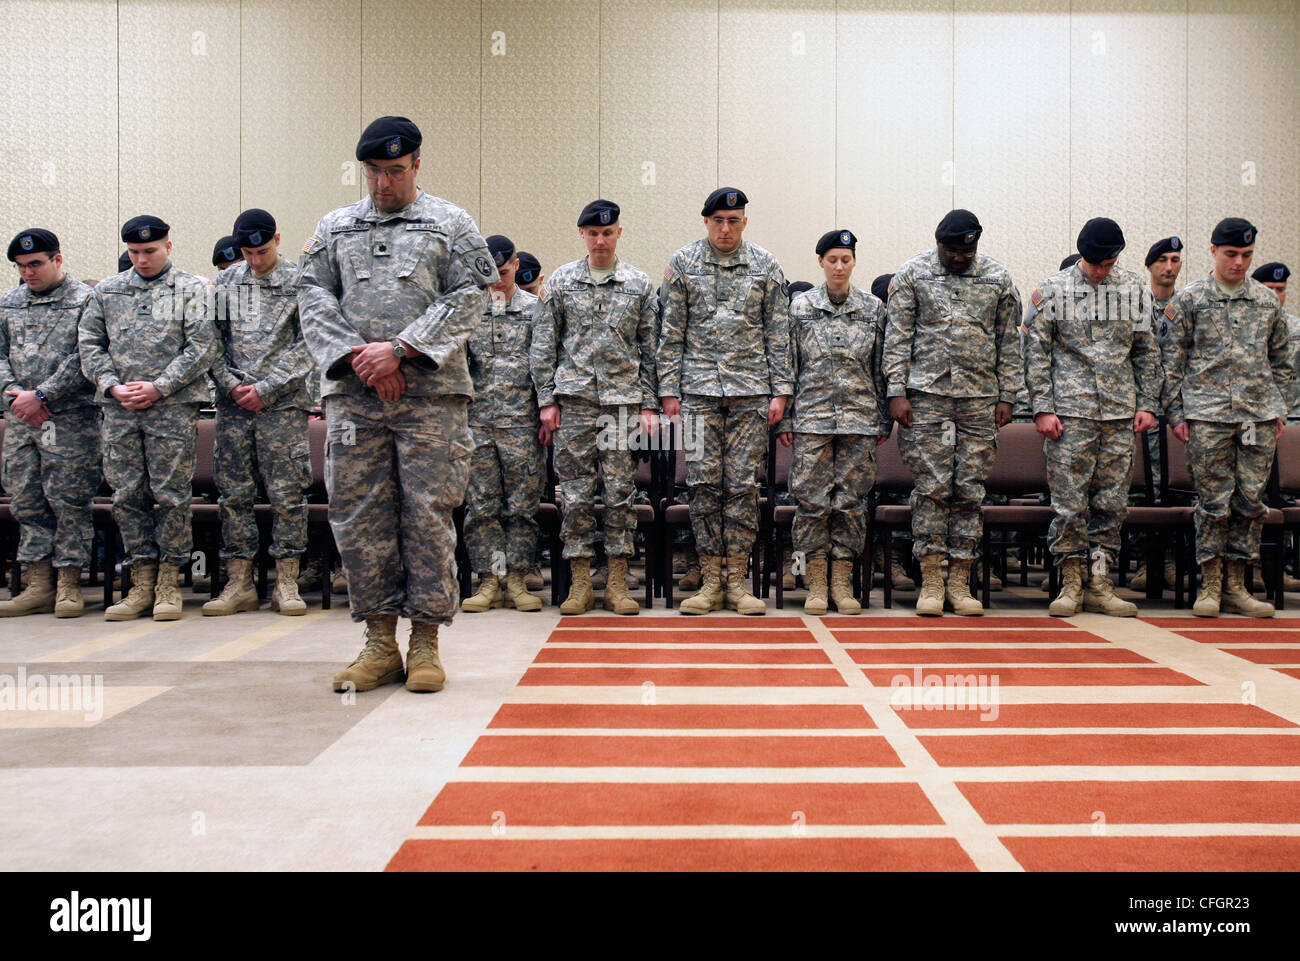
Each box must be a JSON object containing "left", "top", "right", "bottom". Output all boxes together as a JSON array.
[{"left": 778, "top": 230, "right": 891, "bottom": 614}]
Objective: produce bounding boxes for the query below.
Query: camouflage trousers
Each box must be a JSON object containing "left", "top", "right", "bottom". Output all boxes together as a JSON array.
[
  {"left": 555, "top": 398, "right": 640, "bottom": 560},
  {"left": 325, "top": 393, "right": 471, "bottom": 625},
  {"left": 214, "top": 400, "right": 311, "bottom": 560},
  {"left": 464, "top": 423, "right": 543, "bottom": 572},
  {"left": 102, "top": 403, "right": 198, "bottom": 566},
  {"left": 1045, "top": 417, "right": 1132, "bottom": 568},
  {"left": 791, "top": 431, "right": 877, "bottom": 560},
  {"left": 2, "top": 406, "right": 101, "bottom": 568},
  {"left": 1187, "top": 419, "right": 1277, "bottom": 564},
  {"left": 898, "top": 391, "right": 998, "bottom": 561},
  {"left": 682, "top": 393, "right": 768, "bottom": 557}
]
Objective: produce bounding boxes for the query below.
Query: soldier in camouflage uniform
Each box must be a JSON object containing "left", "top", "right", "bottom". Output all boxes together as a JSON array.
[
  {"left": 79, "top": 215, "right": 219, "bottom": 622},
  {"left": 532, "top": 200, "right": 658, "bottom": 616},
  {"left": 1162, "top": 218, "right": 1293, "bottom": 617},
  {"left": 516, "top": 252, "right": 545, "bottom": 298},
  {"left": 1252, "top": 262, "right": 1298, "bottom": 417},
  {"left": 460, "top": 233, "right": 544, "bottom": 613},
  {"left": 1024, "top": 218, "right": 1163, "bottom": 618},
  {"left": 884, "top": 209, "right": 1023, "bottom": 616},
  {"left": 203, "top": 209, "right": 312, "bottom": 618},
  {"left": 0, "top": 229, "right": 100, "bottom": 618},
  {"left": 297, "top": 116, "right": 496, "bottom": 693},
  {"left": 658, "top": 187, "right": 791, "bottom": 616},
  {"left": 1130, "top": 236, "right": 1185, "bottom": 592},
  {"left": 776, "top": 230, "right": 890, "bottom": 616}
]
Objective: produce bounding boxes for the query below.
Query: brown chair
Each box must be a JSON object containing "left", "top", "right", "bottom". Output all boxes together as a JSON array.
[
  {"left": 1119, "top": 430, "right": 1194, "bottom": 607},
  {"left": 979, "top": 423, "right": 1056, "bottom": 606},
  {"left": 870, "top": 425, "right": 915, "bottom": 609}
]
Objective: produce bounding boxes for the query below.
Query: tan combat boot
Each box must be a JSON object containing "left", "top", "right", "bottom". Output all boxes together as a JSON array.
[
  {"left": 505, "top": 569, "right": 543, "bottom": 612},
  {"left": 1130, "top": 563, "right": 1149, "bottom": 591},
  {"left": 202, "top": 558, "right": 259, "bottom": 616},
  {"left": 1049, "top": 557, "right": 1083, "bottom": 617},
  {"left": 679, "top": 548, "right": 702, "bottom": 592},
  {"left": 945, "top": 558, "right": 984, "bottom": 616},
  {"left": 272, "top": 557, "right": 308, "bottom": 615},
  {"left": 1252, "top": 560, "right": 1300, "bottom": 594},
  {"left": 680, "top": 555, "right": 724, "bottom": 615},
  {"left": 916, "top": 555, "right": 945, "bottom": 617},
  {"left": 105, "top": 562, "right": 156, "bottom": 621},
  {"left": 54, "top": 566, "right": 84, "bottom": 618},
  {"left": 782, "top": 553, "right": 797, "bottom": 591},
  {"left": 724, "top": 554, "right": 765, "bottom": 616},
  {"left": 830, "top": 559, "right": 861, "bottom": 615},
  {"left": 803, "top": 553, "right": 828, "bottom": 616},
  {"left": 1084, "top": 566, "right": 1137, "bottom": 617},
  {"left": 602, "top": 556, "right": 640, "bottom": 615},
  {"left": 461, "top": 573, "right": 503, "bottom": 613},
  {"left": 559, "top": 557, "right": 594, "bottom": 615},
  {"left": 296, "top": 554, "right": 324, "bottom": 592},
  {"left": 890, "top": 554, "right": 914, "bottom": 591},
  {"left": 405, "top": 621, "right": 446, "bottom": 692},
  {"left": 153, "top": 562, "right": 183, "bottom": 620},
  {"left": 0, "top": 561, "right": 55, "bottom": 617},
  {"left": 1223, "top": 558, "right": 1274, "bottom": 617},
  {"left": 332, "top": 615, "right": 403, "bottom": 692},
  {"left": 1192, "top": 557, "right": 1222, "bottom": 617},
  {"left": 525, "top": 568, "right": 544, "bottom": 591}
]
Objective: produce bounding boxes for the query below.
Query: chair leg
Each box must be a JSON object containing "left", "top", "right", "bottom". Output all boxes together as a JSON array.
[
  {"left": 882, "top": 527, "right": 894, "bottom": 609},
  {"left": 774, "top": 541, "right": 785, "bottom": 610}
]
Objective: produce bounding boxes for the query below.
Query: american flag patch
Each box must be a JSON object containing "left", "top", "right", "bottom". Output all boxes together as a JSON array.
[{"left": 1031, "top": 288, "right": 1044, "bottom": 308}]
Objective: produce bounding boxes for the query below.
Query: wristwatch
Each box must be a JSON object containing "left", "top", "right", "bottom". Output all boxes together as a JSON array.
[
  {"left": 34, "top": 388, "right": 47, "bottom": 403},
  {"left": 392, "top": 341, "right": 407, "bottom": 360}
]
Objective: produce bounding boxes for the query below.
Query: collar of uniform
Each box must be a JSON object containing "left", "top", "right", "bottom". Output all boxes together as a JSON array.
[
  {"left": 24, "top": 273, "right": 72, "bottom": 304},
  {"left": 1207, "top": 271, "right": 1249, "bottom": 301},
  {"left": 808, "top": 283, "right": 864, "bottom": 314},
  {"left": 703, "top": 240, "right": 749, "bottom": 268},
  {"left": 577, "top": 258, "right": 626, "bottom": 285},
  {"left": 130, "top": 262, "right": 174, "bottom": 289},
  {"left": 253, "top": 256, "right": 289, "bottom": 287},
  {"left": 358, "top": 188, "right": 428, "bottom": 224},
  {"left": 502, "top": 286, "right": 531, "bottom": 311},
  {"left": 930, "top": 246, "right": 981, "bottom": 279}
]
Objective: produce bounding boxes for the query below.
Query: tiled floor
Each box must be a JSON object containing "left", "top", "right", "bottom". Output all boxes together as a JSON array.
[{"left": 3, "top": 579, "right": 1300, "bottom": 871}]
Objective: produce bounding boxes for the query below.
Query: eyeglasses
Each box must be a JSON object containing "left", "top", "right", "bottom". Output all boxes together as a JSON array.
[
  {"left": 13, "top": 259, "right": 51, "bottom": 272},
  {"left": 708, "top": 216, "right": 744, "bottom": 227},
  {"left": 362, "top": 163, "right": 414, "bottom": 181}
]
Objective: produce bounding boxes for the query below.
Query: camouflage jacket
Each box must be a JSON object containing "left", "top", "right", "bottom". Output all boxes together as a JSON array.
[
  {"left": 1023, "top": 263, "right": 1162, "bottom": 420},
  {"left": 211, "top": 256, "right": 313, "bottom": 411},
  {"left": 0, "top": 274, "right": 95, "bottom": 412},
  {"left": 1289, "top": 313, "right": 1300, "bottom": 419},
  {"left": 1160, "top": 274, "right": 1293, "bottom": 424},
  {"left": 656, "top": 238, "right": 792, "bottom": 399},
  {"left": 883, "top": 248, "right": 1023, "bottom": 402},
  {"left": 531, "top": 257, "right": 658, "bottom": 410},
  {"left": 295, "top": 189, "right": 496, "bottom": 400},
  {"left": 78, "top": 263, "right": 219, "bottom": 406},
  {"left": 785, "top": 283, "right": 891, "bottom": 436},
  {"left": 468, "top": 285, "right": 541, "bottom": 427}
]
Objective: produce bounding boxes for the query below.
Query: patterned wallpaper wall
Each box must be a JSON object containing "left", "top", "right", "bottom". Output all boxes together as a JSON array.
[{"left": 1, "top": 0, "right": 1295, "bottom": 302}]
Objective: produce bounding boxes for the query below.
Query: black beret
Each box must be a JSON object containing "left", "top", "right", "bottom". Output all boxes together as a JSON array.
[
  {"left": 485, "top": 234, "right": 516, "bottom": 267},
  {"left": 356, "top": 115, "right": 422, "bottom": 162},
  {"left": 577, "top": 199, "right": 619, "bottom": 228},
  {"left": 1076, "top": 217, "right": 1125, "bottom": 264},
  {"left": 1059, "top": 253, "right": 1083, "bottom": 271},
  {"left": 815, "top": 229, "right": 857, "bottom": 256},
  {"left": 1211, "top": 217, "right": 1256, "bottom": 247},
  {"left": 121, "top": 215, "right": 170, "bottom": 244},
  {"left": 212, "top": 236, "right": 242, "bottom": 267},
  {"left": 1145, "top": 236, "right": 1182, "bottom": 267},
  {"left": 871, "top": 273, "right": 893, "bottom": 304},
  {"left": 232, "top": 208, "right": 276, "bottom": 248},
  {"left": 701, "top": 187, "right": 748, "bottom": 216},
  {"left": 7, "top": 228, "right": 59, "bottom": 262},
  {"left": 117, "top": 251, "right": 133, "bottom": 273},
  {"left": 1253, "top": 262, "right": 1290, "bottom": 284},
  {"left": 935, "top": 209, "right": 982, "bottom": 246},
  {"left": 516, "top": 251, "right": 541, "bottom": 285},
  {"left": 787, "top": 281, "right": 815, "bottom": 302}
]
